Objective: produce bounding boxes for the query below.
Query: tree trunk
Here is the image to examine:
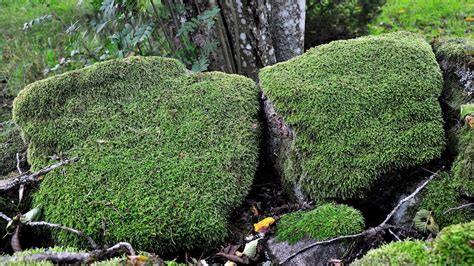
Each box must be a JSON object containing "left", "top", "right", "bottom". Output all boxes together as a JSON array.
[{"left": 164, "top": 0, "right": 306, "bottom": 80}]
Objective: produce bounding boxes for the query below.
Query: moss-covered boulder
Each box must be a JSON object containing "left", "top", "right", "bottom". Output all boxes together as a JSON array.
[
  {"left": 419, "top": 38, "right": 473, "bottom": 228},
  {"left": 276, "top": 203, "right": 364, "bottom": 244},
  {"left": 12, "top": 57, "right": 260, "bottom": 253},
  {"left": 259, "top": 32, "right": 445, "bottom": 202},
  {"left": 352, "top": 240, "right": 431, "bottom": 265},
  {"left": 0, "top": 120, "right": 26, "bottom": 177}
]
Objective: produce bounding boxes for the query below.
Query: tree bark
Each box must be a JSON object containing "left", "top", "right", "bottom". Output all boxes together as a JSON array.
[{"left": 164, "top": 0, "right": 306, "bottom": 80}]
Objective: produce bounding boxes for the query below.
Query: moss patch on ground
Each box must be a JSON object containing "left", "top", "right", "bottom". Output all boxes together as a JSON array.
[
  {"left": 13, "top": 56, "right": 260, "bottom": 253},
  {"left": 354, "top": 221, "right": 474, "bottom": 265},
  {"left": 419, "top": 38, "right": 473, "bottom": 228},
  {"left": 276, "top": 203, "right": 364, "bottom": 244},
  {"left": 0, "top": 120, "right": 26, "bottom": 176},
  {"left": 352, "top": 240, "right": 431, "bottom": 266},
  {"left": 259, "top": 32, "right": 445, "bottom": 202}
]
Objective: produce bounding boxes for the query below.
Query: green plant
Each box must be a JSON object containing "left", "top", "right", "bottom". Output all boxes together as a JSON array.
[
  {"left": 259, "top": 31, "right": 445, "bottom": 202},
  {"left": 432, "top": 220, "right": 474, "bottom": 265},
  {"left": 369, "top": 0, "right": 474, "bottom": 40},
  {"left": 352, "top": 240, "right": 432, "bottom": 265},
  {"left": 276, "top": 203, "right": 364, "bottom": 244},
  {"left": 13, "top": 56, "right": 260, "bottom": 253}
]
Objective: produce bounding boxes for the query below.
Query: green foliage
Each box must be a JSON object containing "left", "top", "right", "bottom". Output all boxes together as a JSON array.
[
  {"left": 369, "top": 0, "right": 474, "bottom": 40},
  {"left": 0, "top": 120, "right": 26, "bottom": 176},
  {"left": 432, "top": 220, "right": 474, "bottom": 265},
  {"left": 352, "top": 240, "right": 432, "bottom": 265},
  {"left": 276, "top": 203, "right": 364, "bottom": 244},
  {"left": 259, "top": 32, "right": 445, "bottom": 202},
  {"left": 0, "top": 0, "right": 89, "bottom": 100},
  {"left": 305, "top": 0, "right": 385, "bottom": 47},
  {"left": 13, "top": 57, "right": 260, "bottom": 253},
  {"left": 413, "top": 209, "right": 439, "bottom": 234}
]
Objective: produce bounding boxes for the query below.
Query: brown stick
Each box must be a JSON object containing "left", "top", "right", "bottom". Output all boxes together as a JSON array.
[
  {"left": 279, "top": 171, "right": 440, "bottom": 265},
  {"left": 27, "top": 221, "right": 98, "bottom": 250},
  {"left": 0, "top": 157, "right": 79, "bottom": 192}
]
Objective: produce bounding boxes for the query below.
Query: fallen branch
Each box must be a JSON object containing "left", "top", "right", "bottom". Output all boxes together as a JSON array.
[
  {"left": 27, "top": 221, "right": 99, "bottom": 250},
  {"left": 0, "top": 157, "right": 79, "bottom": 192},
  {"left": 0, "top": 243, "right": 136, "bottom": 264},
  {"left": 279, "top": 171, "right": 439, "bottom": 265},
  {"left": 443, "top": 202, "right": 474, "bottom": 214},
  {"left": 0, "top": 211, "right": 12, "bottom": 222}
]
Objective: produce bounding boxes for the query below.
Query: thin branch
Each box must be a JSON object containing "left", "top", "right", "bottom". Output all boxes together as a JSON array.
[
  {"left": 106, "top": 242, "right": 136, "bottom": 256},
  {"left": 443, "top": 203, "right": 474, "bottom": 214},
  {"left": 27, "top": 221, "right": 98, "bottom": 249},
  {"left": 0, "top": 211, "right": 12, "bottom": 222},
  {"left": 279, "top": 171, "right": 439, "bottom": 265},
  {"left": 0, "top": 157, "right": 79, "bottom": 192},
  {"left": 380, "top": 171, "right": 439, "bottom": 227},
  {"left": 16, "top": 153, "right": 24, "bottom": 174}
]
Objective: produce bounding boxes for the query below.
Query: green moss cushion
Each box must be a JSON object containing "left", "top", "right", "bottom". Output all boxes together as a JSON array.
[
  {"left": 433, "top": 220, "right": 474, "bottom": 265},
  {"left": 12, "top": 57, "right": 260, "bottom": 253},
  {"left": 352, "top": 240, "right": 431, "bottom": 265},
  {"left": 276, "top": 203, "right": 364, "bottom": 244},
  {"left": 259, "top": 32, "right": 445, "bottom": 201}
]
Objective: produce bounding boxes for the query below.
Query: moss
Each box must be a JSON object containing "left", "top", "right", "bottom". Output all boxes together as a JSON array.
[
  {"left": 432, "top": 220, "right": 474, "bottom": 265},
  {"left": 276, "top": 203, "right": 364, "bottom": 244},
  {"left": 0, "top": 120, "right": 26, "bottom": 176},
  {"left": 352, "top": 240, "right": 432, "bottom": 266},
  {"left": 354, "top": 221, "right": 474, "bottom": 265},
  {"left": 12, "top": 56, "right": 260, "bottom": 253},
  {"left": 259, "top": 32, "right": 445, "bottom": 202}
]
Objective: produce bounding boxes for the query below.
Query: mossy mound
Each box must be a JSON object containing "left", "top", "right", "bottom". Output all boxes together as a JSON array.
[
  {"left": 259, "top": 32, "right": 445, "bottom": 201},
  {"left": 433, "top": 220, "right": 474, "bottom": 265},
  {"left": 353, "top": 221, "right": 474, "bottom": 265},
  {"left": 0, "top": 120, "right": 26, "bottom": 177},
  {"left": 352, "top": 240, "right": 431, "bottom": 266},
  {"left": 276, "top": 203, "right": 364, "bottom": 244},
  {"left": 12, "top": 57, "right": 260, "bottom": 253}
]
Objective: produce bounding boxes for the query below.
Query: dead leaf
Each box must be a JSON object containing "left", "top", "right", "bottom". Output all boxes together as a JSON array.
[{"left": 250, "top": 206, "right": 259, "bottom": 217}]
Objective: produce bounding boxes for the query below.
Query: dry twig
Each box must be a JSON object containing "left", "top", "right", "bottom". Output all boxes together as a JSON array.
[
  {"left": 443, "top": 202, "right": 474, "bottom": 214},
  {"left": 0, "top": 157, "right": 79, "bottom": 192}
]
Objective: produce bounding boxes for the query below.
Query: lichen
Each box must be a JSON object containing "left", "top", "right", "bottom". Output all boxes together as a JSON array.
[
  {"left": 12, "top": 56, "right": 260, "bottom": 253},
  {"left": 259, "top": 31, "right": 445, "bottom": 202},
  {"left": 275, "top": 203, "right": 364, "bottom": 244}
]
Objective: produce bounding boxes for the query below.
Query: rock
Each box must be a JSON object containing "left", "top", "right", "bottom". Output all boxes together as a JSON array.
[
  {"left": 265, "top": 236, "right": 355, "bottom": 265},
  {"left": 259, "top": 32, "right": 445, "bottom": 202},
  {"left": 13, "top": 57, "right": 260, "bottom": 253}
]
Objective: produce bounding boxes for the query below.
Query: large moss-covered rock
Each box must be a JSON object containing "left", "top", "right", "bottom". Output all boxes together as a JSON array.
[
  {"left": 259, "top": 32, "right": 445, "bottom": 202},
  {"left": 432, "top": 220, "right": 474, "bottom": 265},
  {"left": 419, "top": 38, "right": 473, "bottom": 227},
  {"left": 12, "top": 57, "right": 260, "bottom": 253}
]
